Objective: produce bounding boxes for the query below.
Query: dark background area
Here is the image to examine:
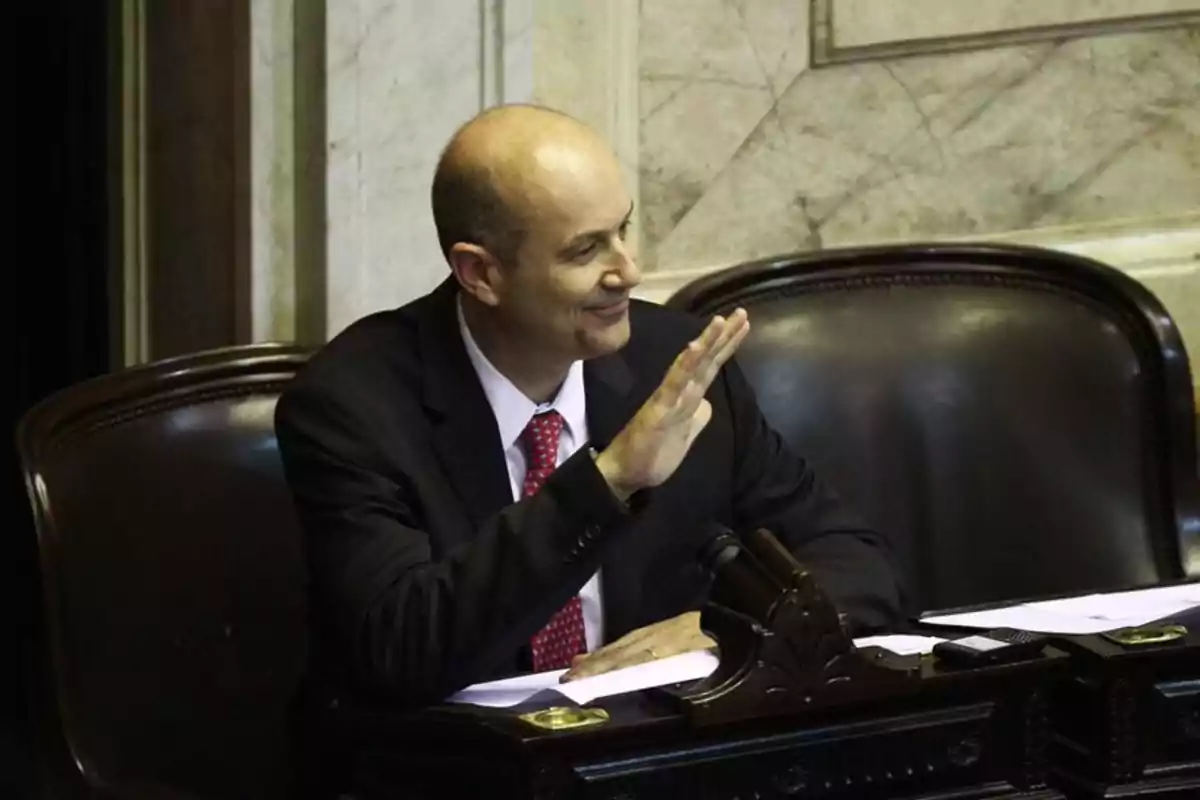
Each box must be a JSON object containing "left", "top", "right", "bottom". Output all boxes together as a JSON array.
[
  {"left": 12, "top": 4, "right": 114, "bottom": 797},
  {"left": 11, "top": 1, "right": 255, "bottom": 793}
]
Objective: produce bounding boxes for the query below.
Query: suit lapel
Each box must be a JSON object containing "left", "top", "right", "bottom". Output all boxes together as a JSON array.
[
  {"left": 418, "top": 287, "right": 659, "bottom": 643},
  {"left": 418, "top": 280, "right": 513, "bottom": 531},
  {"left": 582, "top": 351, "right": 639, "bottom": 450},
  {"left": 584, "top": 346, "right": 658, "bottom": 641}
]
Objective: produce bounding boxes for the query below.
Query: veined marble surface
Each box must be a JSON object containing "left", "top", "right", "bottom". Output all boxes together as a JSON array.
[
  {"left": 256, "top": 0, "right": 1197, "bottom": 346},
  {"left": 640, "top": 6, "right": 1200, "bottom": 273},
  {"left": 249, "top": 0, "right": 295, "bottom": 342},
  {"left": 325, "top": 1, "right": 544, "bottom": 335},
  {"left": 828, "top": 0, "right": 1199, "bottom": 50},
  {"left": 326, "top": 1, "right": 483, "bottom": 334}
]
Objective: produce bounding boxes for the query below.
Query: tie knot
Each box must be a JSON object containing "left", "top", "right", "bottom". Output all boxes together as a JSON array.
[{"left": 520, "top": 410, "right": 564, "bottom": 471}]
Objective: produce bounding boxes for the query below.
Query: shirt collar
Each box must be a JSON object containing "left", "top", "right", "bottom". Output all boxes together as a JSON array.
[{"left": 457, "top": 295, "right": 586, "bottom": 452}]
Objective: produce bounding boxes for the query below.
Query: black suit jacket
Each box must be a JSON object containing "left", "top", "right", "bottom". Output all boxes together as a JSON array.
[{"left": 275, "top": 279, "right": 904, "bottom": 708}]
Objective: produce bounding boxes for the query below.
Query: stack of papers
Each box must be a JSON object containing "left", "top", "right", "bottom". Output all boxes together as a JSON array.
[
  {"left": 921, "top": 583, "right": 1200, "bottom": 634},
  {"left": 447, "top": 634, "right": 945, "bottom": 708},
  {"left": 448, "top": 650, "right": 720, "bottom": 709}
]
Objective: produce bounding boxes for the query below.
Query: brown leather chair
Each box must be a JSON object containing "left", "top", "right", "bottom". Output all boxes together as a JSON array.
[
  {"left": 16, "top": 344, "right": 311, "bottom": 799},
  {"left": 667, "top": 243, "right": 1200, "bottom": 614}
]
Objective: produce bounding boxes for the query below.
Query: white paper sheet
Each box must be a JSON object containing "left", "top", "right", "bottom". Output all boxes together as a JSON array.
[
  {"left": 853, "top": 634, "right": 946, "bottom": 655},
  {"left": 921, "top": 583, "right": 1200, "bottom": 634},
  {"left": 446, "top": 635, "right": 946, "bottom": 708},
  {"left": 446, "top": 650, "right": 720, "bottom": 708}
]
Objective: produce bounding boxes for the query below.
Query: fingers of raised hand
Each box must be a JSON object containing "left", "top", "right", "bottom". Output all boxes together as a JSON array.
[
  {"left": 656, "top": 311, "right": 745, "bottom": 407},
  {"left": 678, "top": 309, "right": 748, "bottom": 392},
  {"left": 698, "top": 309, "right": 749, "bottom": 383},
  {"left": 657, "top": 317, "right": 725, "bottom": 402}
]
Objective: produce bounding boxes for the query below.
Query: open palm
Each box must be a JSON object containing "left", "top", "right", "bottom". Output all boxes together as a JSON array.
[{"left": 597, "top": 309, "right": 750, "bottom": 495}]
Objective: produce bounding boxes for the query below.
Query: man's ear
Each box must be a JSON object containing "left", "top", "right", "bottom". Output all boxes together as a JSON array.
[{"left": 448, "top": 243, "right": 503, "bottom": 307}]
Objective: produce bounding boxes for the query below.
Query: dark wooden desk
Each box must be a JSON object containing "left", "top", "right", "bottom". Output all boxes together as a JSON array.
[
  {"left": 340, "top": 648, "right": 1069, "bottom": 799},
  {"left": 331, "top": 629, "right": 1200, "bottom": 799},
  {"left": 913, "top": 607, "right": 1200, "bottom": 799},
  {"left": 1046, "top": 630, "right": 1199, "bottom": 799}
]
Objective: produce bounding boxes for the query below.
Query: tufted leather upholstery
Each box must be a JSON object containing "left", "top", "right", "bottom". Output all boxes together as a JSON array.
[
  {"left": 16, "top": 344, "right": 311, "bottom": 799},
  {"left": 667, "top": 243, "right": 1199, "bottom": 614}
]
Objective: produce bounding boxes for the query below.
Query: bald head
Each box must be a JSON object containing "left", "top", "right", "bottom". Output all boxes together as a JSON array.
[{"left": 430, "top": 104, "right": 617, "bottom": 265}]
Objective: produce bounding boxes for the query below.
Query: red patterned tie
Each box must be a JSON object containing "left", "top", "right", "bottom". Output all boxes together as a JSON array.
[{"left": 521, "top": 410, "right": 586, "bottom": 672}]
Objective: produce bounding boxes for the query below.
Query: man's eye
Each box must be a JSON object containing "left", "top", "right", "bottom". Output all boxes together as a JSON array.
[{"left": 574, "top": 241, "right": 599, "bottom": 260}]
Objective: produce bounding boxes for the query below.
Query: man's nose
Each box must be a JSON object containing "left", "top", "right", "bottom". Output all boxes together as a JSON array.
[{"left": 607, "top": 236, "right": 641, "bottom": 287}]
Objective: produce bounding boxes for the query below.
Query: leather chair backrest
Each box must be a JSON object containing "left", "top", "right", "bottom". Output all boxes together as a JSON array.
[
  {"left": 17, "top": 344, "right": 311, "bottom": 799},
  {"left": 667, "top": 244, "right": 1199, "bottom": 613}
]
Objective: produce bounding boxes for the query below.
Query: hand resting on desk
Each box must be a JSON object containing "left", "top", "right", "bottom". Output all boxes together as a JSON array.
[{"left": 562, "top": 611, "right": 716, "bottom": 682}]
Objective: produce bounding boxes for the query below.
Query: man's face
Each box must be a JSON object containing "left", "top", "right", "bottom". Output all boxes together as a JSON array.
[{"left": 490, "top": 143, "right": 642, "bottom": 362}]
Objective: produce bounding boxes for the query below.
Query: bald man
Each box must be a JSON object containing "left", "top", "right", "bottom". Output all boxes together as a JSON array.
[{"left": 275, "top": 105, "right": 903, "bottom": 719}]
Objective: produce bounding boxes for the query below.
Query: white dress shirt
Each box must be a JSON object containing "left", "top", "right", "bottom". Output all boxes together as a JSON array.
[{"left": 457, "top": 298, "right": 604, "bottom": 652}]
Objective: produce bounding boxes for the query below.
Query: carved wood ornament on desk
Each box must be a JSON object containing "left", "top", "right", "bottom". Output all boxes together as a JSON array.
[{"left": 661, "top": 528, "right": 921, "bottom": 725}]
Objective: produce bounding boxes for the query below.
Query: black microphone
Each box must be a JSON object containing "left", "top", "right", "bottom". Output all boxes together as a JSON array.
[
  {"left": 697, "top": 530, "right": 740, "bottom": 574},
  {"left": 697, "top": 527, "right": 785, "bottom": 623}
]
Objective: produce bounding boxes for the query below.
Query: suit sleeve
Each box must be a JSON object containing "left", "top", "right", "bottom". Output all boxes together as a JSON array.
[
  {"left": 275, "top": 382, "right": 627, "bottom": 706},
  {"left": 722, "top": 359, "right": 906, "bottom": 633}
]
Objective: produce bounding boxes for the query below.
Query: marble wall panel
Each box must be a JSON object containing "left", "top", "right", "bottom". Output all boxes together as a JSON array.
[
  {"left": 822, "top": 0, "right": 1200, "bottom": 57},
  {"left": 640, "top": 7, "right": 1199, "bottom": 272},
  {"left": 250, "top": 0, "right": 295, "bottom": 342},
  {"left": 639, "top": 0, "right": 1199, "bottom": 363}
]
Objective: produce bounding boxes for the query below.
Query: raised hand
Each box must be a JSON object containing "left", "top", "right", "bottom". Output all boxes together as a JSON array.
[{"left": 595, "top": 309, "right": 749, "bottom": 499}]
